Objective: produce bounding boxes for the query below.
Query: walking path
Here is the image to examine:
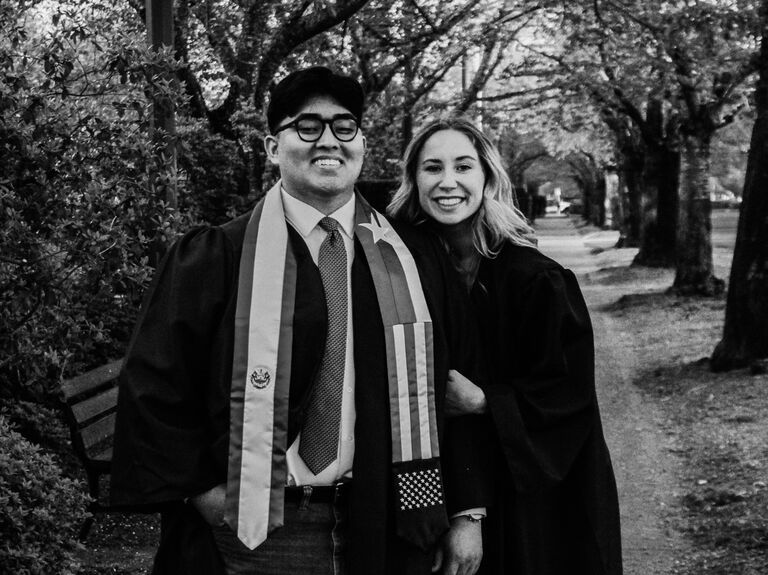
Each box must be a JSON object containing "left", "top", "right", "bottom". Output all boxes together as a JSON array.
[{"left": 536, "top": 216, "right": 686, "bottom": 575}]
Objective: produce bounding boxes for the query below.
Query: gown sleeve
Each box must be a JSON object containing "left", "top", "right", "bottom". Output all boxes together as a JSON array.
[
  {"left": 110, "top": 226, "right": 236, "bottom": 508},
  {"left": 484, "top": 266, "right": 597, "bottom": 493}
]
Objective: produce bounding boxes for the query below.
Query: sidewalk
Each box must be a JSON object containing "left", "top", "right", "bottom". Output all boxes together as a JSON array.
[{"left": 535, "top": 215, "right": 686, "bottom": 575}]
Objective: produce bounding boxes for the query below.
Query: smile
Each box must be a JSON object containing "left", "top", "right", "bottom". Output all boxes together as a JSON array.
[
  {"left": 434, "top": 197, "right": 464, "bottom": 207},
  {"left": 313, "top": 158, "right": 342, "bottom": 167}
]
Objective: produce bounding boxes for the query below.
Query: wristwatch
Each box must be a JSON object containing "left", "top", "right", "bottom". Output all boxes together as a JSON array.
[{"left": 457, "top": 513, "right": 484, "bottom": 523}]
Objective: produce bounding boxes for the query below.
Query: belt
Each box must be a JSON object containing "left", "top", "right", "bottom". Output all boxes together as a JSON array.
[{"left": 284, "top": 482, "right": 351, "bottom": 505}]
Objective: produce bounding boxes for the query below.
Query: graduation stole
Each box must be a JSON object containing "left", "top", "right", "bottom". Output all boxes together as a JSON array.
[{"left": 224, "top": 183, "right": 448, "bottom": 551}]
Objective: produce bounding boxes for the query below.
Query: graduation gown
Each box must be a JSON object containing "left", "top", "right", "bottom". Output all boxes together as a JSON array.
[
  {"left": 472, "top": 241, "right": 623, "bottom": 575},
  {"left": 110, "top": 208, "right": 491, "bottom": 575}
]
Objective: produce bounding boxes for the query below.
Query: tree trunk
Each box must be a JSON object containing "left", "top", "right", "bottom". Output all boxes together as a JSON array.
[
  {"left": 656, "top": 147, "right": 680, "bottom": 261},
  {"left": 595, "top": 175, "right": 607, "bottom": 227},
  {"left": 711, "top": 3, "right": 768, "bottom": 370},
  {"left": 618, "top": 151, "right": 643, "bottom": 247},
  {"left": 568, "top": 154, "right": 603, "bottom": 227},
  {"left": 672, "top": 133, "right": 724, "bottom": 295},
  {"left": 581, "top": 177, "right": 593, "bottom": 224},
  {"left": 526, "top": 181, "right": 540, "bottom": 223},
  {"left": 633, "top": 144, "right": 679, "bottom": 266},
  {"left": 511, "top": 173, "right": 532, "bottom": 221}
]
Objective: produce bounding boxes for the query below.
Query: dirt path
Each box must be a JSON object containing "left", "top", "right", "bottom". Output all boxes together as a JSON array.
[{"left": 536, "top": 216, "right": 688, "bottom": 575}]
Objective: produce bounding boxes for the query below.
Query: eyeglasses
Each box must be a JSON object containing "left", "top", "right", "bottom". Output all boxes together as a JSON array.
[{"left": 272, "top": 114, "right": 360, "bottom": 142}]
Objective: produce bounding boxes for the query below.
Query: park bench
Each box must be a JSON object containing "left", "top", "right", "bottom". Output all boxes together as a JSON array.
[{"left": 58, "top": 358, "right": 124, "bottom": 539}]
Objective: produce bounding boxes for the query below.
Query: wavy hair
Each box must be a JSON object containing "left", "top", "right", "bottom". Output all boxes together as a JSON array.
[{"left": 387, "top": 116, "right": 535, "bottom": 256}]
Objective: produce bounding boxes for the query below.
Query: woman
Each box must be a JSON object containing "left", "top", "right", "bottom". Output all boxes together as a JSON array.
[{"left": 388, "top": 117, "right": 623, "bottom": 575}]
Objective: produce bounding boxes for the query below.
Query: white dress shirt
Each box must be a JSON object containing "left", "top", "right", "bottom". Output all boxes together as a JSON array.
[{"left": 282, "top": 188, "right": 356, "bottom": 486}]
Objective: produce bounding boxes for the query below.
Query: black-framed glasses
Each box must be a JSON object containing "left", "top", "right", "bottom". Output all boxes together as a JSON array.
[{"left": 272, "top": 114, "right": 360, "bottom": 142}]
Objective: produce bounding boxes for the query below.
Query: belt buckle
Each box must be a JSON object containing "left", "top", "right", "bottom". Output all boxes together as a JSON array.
[{"left": 334, "top": 480, "right": 349, "bottom": 503}]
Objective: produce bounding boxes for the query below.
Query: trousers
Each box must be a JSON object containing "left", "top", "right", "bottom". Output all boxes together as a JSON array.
[{"left": 211, "top": 489, "right": 349, "bottom": 575}]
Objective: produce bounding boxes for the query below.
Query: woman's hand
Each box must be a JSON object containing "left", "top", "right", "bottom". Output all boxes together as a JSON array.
[
  {"left": 190, "top": 483, "right": 227, "bottom": 527},
  {"left": 445, "top": 369, "right": 487, "bottom": 416},
  {"left": 432, "top": 516, "right": 483, "bottom": 575}
]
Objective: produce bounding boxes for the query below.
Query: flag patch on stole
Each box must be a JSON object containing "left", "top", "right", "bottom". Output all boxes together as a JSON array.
[{"left": 397, "top": 467, "right": 444, "bottom": 510}]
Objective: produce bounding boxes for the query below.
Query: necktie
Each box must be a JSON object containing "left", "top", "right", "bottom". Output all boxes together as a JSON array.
[{"left": 299, "top": 217, "right": 348, "bottom": 474}]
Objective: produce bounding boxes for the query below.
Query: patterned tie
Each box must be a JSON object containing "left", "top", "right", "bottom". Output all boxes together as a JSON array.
[{"left": 299, "top": 217, "right": 348, "bottom": 474}]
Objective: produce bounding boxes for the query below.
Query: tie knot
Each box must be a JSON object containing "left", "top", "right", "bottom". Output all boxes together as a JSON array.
[{"left": 319, "top": 217, "right": 341, "bottom": 234}]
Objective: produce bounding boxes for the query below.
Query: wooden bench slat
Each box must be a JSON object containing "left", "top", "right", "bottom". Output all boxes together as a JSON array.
[
  {"left": 91, "top": 446, "right": 113, "bottom": 462},
  {"left": 81, "top": 413, "right": 117, "bottom": 452},
  {"left": 71, "top": 387, "right": 119, "bottom": 425},
  {"left": 61, "top": 359, "right": 123, "bottom": 401}
]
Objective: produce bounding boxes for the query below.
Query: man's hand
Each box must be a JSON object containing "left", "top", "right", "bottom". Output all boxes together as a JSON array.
[
  {"left": 432, "top": 516, "right": 483, "bottom": 575},
  {"left": 190, "top": 483, "right": 227, "bottom": 527},
  {"left": 445, "top": 370, "right": 487, "bottom": 417}
]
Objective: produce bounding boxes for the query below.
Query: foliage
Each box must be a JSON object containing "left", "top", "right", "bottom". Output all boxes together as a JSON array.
[
  {"left": 0, "top": 416, "right": 90, "bottom": 575},
  {"left": 176, "top": 119, "right": 252, "bottom": 224},
  {"left": 171, "top": 0, "right": 371, "bottom": 189},
  {"left": 0, "top": 0, "right": 189, "bottom": 401},
  {"left": 0, "top": 399, "right": 69, "bottom": 455},
  {"left": 276, "top": 0, "right": 546, "bottom": 176}
]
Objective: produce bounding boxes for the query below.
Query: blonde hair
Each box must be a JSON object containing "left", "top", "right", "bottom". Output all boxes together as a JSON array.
[{"left": 387, "top": 117, "right": 536, "bottom": 256}]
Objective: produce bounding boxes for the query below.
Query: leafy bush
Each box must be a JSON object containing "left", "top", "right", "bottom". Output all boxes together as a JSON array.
[
  {"left": 0, "top": 416, "right": 89, "bottom": 575},
  {"left": 177, "top": 120, "right": 251, "bottom": 224},
  {"left": 0, "top": 400, "right": 71, "bottom": 460},
  {"left": 0, "top": 0, "right": 190, "bottom": 401}
]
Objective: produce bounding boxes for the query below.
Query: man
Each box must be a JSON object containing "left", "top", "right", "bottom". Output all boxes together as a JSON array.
[{"left": 111, "top": 67, "right": 490, "bottom": 575}]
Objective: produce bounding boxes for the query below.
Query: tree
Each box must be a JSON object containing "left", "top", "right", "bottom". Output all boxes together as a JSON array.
[
  {"left": 135, "top": 0, "right": 372, "bottom": 191},
  {"left": 498, "top": 130, "right": 551, "bottom": 219},
  {"left": 346, "top": 0, "right": 482, "bottom": 162},
  {"left": 711, "top": 0, "right": 768, "bottom": 372},
  {"left": 567, "top": 152, "right": 606, "bottom": 226},
  {"left": 609, "top": 0, "right": 758, "bottom": 294},
  {"left": 340, "top": 0, "right": 538, "bottom": 172},
  {"left": 633, "top": 94, "right": 680, "bottom": 266},
  {"left": 495, "top": 5, "right": 663, "bottom": 247},
  {"left": 504, "top": 0, "right": 759, "bottom": 288}
]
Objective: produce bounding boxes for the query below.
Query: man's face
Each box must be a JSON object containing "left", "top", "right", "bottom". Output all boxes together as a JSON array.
[{"left": 265, "top": 95, "right": 366, "bottom": 210}]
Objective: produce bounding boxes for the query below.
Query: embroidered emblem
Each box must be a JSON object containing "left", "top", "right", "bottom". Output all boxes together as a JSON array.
[
  {"left": 396, "top": 468, "right": 444, "bottom": 510},
  {"left": 250, "top": 367, "right": 271, "bottom": 389}
]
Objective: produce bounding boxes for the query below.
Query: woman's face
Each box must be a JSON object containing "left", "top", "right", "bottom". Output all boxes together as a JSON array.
[{"left": 415, "top": 129, "right": 486, "bottom": 226}]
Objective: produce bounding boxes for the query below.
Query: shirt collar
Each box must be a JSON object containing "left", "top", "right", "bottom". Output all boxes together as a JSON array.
[{"left": 281, "top": 186, "right": 356, "bottom": 239}]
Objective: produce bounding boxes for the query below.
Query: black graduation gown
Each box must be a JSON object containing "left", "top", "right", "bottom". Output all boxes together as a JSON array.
[
  {"left": 110, "top": 209, "right": 491, "bottom": 575},
  {"left": 472, "top": 242, "right": 623, "bottom": 575}
]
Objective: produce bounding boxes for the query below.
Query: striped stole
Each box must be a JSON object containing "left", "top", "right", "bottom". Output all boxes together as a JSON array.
[{"left": 224, "top": 184, "right": 447, "bottom": 551}]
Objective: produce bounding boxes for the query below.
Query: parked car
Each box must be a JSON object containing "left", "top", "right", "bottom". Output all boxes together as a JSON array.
[
  {"left": 711, "top": 190, "right": 742, "bottom": 209},
  {"left": 545, "top": 199, "right": 571, "bottom": 214}
]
